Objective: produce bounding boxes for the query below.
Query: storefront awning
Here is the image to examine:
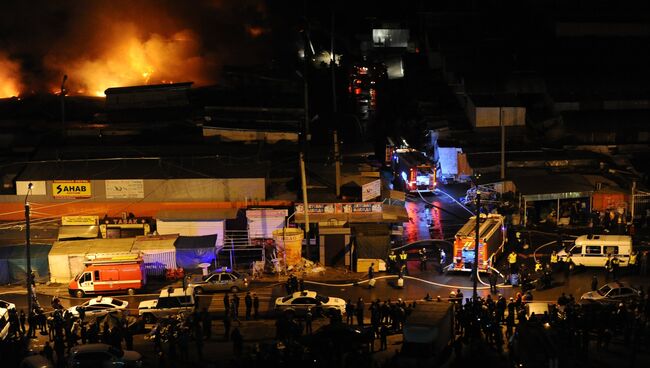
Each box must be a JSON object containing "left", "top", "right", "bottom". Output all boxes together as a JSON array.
[
  {"left": 294, "top": 204, "right": 408, "bottom": 224},
  {"left": 57, "top": 225, "right": 99, "bottom": 241},
  {"left": 516, "top": 174, "right": 594, "bottom": 202},
  {"left": 156, "top": 209, "right": 239, "bottom": 221}
]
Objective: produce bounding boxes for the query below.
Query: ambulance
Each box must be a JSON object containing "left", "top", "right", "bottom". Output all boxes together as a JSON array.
[{"left": 68, "top": 254, "right": 146, "bottom": 298}]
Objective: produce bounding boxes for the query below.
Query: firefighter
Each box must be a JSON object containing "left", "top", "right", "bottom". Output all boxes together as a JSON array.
[
  {"left": 388, "top": 251, "right": 397, "bottom": 273},
  {"left": 508, "top": 250, "right": 518, "bottom": 274},
  {"left": 550, "top": 250, "right": 558, "bottom": 273},
  {"left": 399, "top": 250, "right": 408, "bottom": 275},
  {"left": 629, "top": 250, "right": 638, "bottom": 275},
  {"left": 534, "top": 260, "right": 543, "bottom": 273}
]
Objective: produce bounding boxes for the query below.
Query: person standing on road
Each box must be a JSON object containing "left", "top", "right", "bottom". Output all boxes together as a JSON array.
[
  {"left": 201, "top": 307, "right": 211, "bottom": 340},
  {"left": 244, "top": 292, "right": 252, "bottom": 321},
  {"left": 550, "top": 250, "right": 559, "bottom": 273},
  {"left": 591, "top": 274, "right": 599, "bottom": 291},
  {"left": 488, "top": 268, "right": 498, "bottom": 293},
  {"left": 508, "top": 251, "right": 518, "bottom": 274},
  {"left": 611, "top": 256, "right": 620, "bottom": 281},
  {"left": 379, "top": 324, "right": 388, "bottom": 351},
  {"left": 356, "top": 298, "right": 365, "bottom": 327},
  {"left": 368, "top": 263, "right": 375, "bottom": 280},
  {"left": 640, "top": 251, "right": 648, "bottom": 276},
  {"left": 628, "top": 250, "right": 638, "bottom": 275},
  {"left": 605, "top": 254, "right": 613, "bottom": 282},
  {"left": 223, "top": 292, "right": 230, "bottom": 316},
  {"left": 305, "top": 308, "right": 313, "bottom": 334},
  {"left": 223, "top": 313, "right": 231, "bottom": 341},
  {"left": 419, "top": 248, "right": 428, "bottom": 271},
  {"left": 252, "top": 293, "right": 259, "bottom": 320},
  {"left": 231, "top": 327, "right": 243, "bottom": 356},
  {"left": 232, "top": 293, "right": 241, "bottom": 322},
  {"left": 399, "top": 250, "right": 408, "bottom": 272},
  {"left": 19, "top": 310, "right": 26, "bottom": 336},
  {"left": 564, "top": 254, "right": 572, "bottom": 285},
  {"left": 388, "top": 251, "right": 397, "bottom": 273},
  {"left": 346, "top": 300, "right": 354, "bottom": 325}
]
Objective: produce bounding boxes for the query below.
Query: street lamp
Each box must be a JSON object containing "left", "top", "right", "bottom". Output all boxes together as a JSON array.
[
  {"left": 473, "top": 189, "right": 481, "bottom": 301},
  {"left": 25, "top": 182, "right": 33, "bottom": 315}
]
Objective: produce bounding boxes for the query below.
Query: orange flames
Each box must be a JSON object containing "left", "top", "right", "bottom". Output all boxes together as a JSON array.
[
  {"left": 45, "top": 23, "right": 215, "bottom": 96},
  {"left": 0, "top": 53, "right": 23, "bottom": 98}
]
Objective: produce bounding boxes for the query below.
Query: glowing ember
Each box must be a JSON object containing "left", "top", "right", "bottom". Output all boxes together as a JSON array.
[
  {"left": 0, "top": 53, "right": 23, "bottom": 98},
  {"left": 45, "top": 24, "right": 214, "bottom": 96}
]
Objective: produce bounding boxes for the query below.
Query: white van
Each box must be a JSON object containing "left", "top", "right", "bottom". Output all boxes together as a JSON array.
[
  {"left": 557, "top": 234, "right": 632, "bottom": 267},
  {"left": 0, "top": 307, "right": 10, "bottom": 341}
]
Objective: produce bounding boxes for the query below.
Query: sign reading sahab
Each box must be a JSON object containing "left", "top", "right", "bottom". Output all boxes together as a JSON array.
[{"left": 53, "top": 180, "right": 92, "bottom": 199}]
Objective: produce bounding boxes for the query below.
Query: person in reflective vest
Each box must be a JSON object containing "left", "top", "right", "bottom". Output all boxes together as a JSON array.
[
  {"left": 388, "top": 251, "right": 397, "bottom": 273},
  {"left": 629, "top": 250, "right": 638, "bottom": 275},
  {"left": 550, "top": 251, "right": 559, "bottom": 273},
  {"left": 508, "top": 251, "right": 518, "bottom": 273},
  {"left": 534, "top": 261, "right": 543, "bottom": 272},
  {"left": 399, "top": 251, "right": 409, "bottom": 275}
]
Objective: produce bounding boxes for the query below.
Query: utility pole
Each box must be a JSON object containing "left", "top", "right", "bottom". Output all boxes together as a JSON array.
[
  {"left": 25, "top": 183, "right": 33, "bottom": 315},
  {"left": 334, "top": 130, "right": 341, "bottom": 197},
  {"left": 500, "top": 107, "right": 505, "bottom": 181},
  {"left": 330, "top": 11, "right": 337, "bottom": 114},
  {"left": 473, "top": 190, "right": 481, "bottom": 301},
  {"left": 300, "top": 152, "right": 310, "bottom": 259}
]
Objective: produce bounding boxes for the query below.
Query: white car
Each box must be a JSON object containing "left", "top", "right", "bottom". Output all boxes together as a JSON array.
[
  {"left": 68, "top": 343, "right": 142, "bottom": 368},
  {"left": 68, "top": 296, "right": 128, "bottom": 320},
  {"left": 0, "top": 300, "right": 16, "bottom": 311},
  {"left": 274, "top": 290, "right": 346, "bottom": 317},
  {"left": 580, "top": 282, "right": 641, "bottom": 303}
]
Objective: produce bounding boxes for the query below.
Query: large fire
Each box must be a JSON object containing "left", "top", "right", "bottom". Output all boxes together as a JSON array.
[
  {"left": 45, "top": 23, "right": 215, "bottom": 96},
  {"left": 0, "top": 53, "right": 23, "bottom": 98}
]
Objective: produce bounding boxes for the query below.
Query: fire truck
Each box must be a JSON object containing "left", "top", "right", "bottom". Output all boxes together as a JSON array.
[
  {"left": 390, "top": 147, "right": 437, "bottom": 193},
  {"left": 448, "top": 214, "right": 506, "bottom": 272}
]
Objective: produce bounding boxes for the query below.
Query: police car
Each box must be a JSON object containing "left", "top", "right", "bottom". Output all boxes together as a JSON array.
[
  {"left": 68, "top": 296, "right": 128, "bottom": 320},
  {"left": 274, "top": 290, "right": 346, "bottom": 317}
]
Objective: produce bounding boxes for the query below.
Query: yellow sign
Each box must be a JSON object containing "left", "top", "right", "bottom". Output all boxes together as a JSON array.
[
  {"left": 53, "top": 180, "right": 92, "bottom": 199},
  {"left": 62, "top": 216, "right": 99, "bottom": 226}
]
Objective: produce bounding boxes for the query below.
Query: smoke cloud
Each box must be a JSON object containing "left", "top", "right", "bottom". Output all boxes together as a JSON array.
[{"left": 0, "top": 0, "right": 270, "bottom": 96}]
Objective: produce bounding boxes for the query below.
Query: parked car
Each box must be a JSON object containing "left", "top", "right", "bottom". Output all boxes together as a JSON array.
[
  {"left": 188, "top": 269, "right": 249, "bottom": 294},
  {"left": 67, "top": 296, "right": 128, "bottom": 320},
  {"left": 0, "top": 299, "right": 16, "bottom": 312},
  {"left": 68, "top": 343, "right": 142, "bottom": 368},
  {"left": 20, "top": 354, "right": 54, "bottom": 368},
  {"left": 274, "top": 290, "right": 346, "bottom": 317},
  {"left": 524, "top": 302, "right": 550, "bottom": 320},
  {"left": 580, "top": 282, "right": 641, "bottom": 303},
  {"left": 138, "top": 287, "right": 195, "bottom": 323},
  {"left": 301, "top": 323, "right": 374, "bottom": 355}
]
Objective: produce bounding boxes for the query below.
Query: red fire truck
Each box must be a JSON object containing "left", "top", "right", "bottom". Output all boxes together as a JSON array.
[
  {"left": 68, "top": 254, "right": 146, "bottom": 298},
  {"left": 448, "top": 214, "right": 506, "bottom": 272},
  {"left": 390, "top": 147, "right": 437, "bottom": 193}
]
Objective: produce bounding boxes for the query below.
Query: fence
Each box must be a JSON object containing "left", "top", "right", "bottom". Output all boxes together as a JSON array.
[{"left": 215, "top": 230, "right": 265, "bottom": 271}]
